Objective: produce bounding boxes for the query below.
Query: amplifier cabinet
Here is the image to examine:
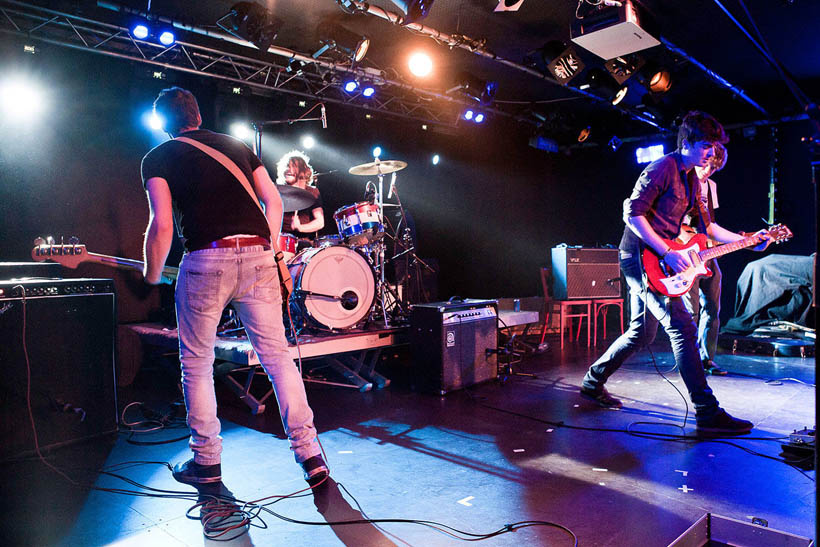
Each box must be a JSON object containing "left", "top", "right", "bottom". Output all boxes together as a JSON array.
[
  {"left": 551, "top": 247, "right": 621, "bottom": 300},
  {"left": 0, "top": 279, "right": 117, "bottom": 460},
  {"left": 411, "top": 299, "right": 498, "bottom": 395}
]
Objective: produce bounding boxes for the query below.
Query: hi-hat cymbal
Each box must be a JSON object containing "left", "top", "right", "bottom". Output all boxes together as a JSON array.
[
  {"left": 277, "top": 185, "right": 316, "bottom": 212},
  {"left": 348, "top": 160, "right": 407, "bottom": 176}
]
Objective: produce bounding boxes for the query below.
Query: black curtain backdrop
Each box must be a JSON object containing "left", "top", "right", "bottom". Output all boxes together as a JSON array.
[{"left": 1, "top": 39, "right": 815, "bottom": 325}]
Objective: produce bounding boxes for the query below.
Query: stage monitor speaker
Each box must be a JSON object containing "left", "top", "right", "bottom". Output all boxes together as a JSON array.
[
  {"left": 552, "top": 247, "right": 621, "bottom": 300},
  {"left": 0, "top": 278, "right": 118, "bottom": 460},
  {"left": 411, "top": 299, "right": 498, "bottom": 395}
]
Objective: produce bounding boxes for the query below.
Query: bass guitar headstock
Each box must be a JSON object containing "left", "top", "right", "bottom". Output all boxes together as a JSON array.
[
  {"left": 31, "top": 236, "right": 89, "bottom": 269},
  {"left": 767, "top": 224, "right": 793, "bottom": 244}
]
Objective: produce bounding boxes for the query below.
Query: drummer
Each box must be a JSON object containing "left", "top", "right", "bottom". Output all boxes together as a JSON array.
[{"left": 276, "top": 150, "right": 325, "bottom": 247}]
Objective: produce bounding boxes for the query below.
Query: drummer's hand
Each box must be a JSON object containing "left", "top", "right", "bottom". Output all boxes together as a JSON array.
[{"left": 291, "top": 214, "right": 302, "bottom": 230}]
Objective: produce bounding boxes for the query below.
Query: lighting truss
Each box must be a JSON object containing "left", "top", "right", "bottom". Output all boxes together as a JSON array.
[{"left": 0, "top": 1, "right": 518, "bottom": 128}]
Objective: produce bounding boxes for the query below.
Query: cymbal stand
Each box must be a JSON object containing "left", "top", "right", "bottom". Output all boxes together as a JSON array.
[{"left": 386, "top": 180, "right": 435, "bottom": 311}]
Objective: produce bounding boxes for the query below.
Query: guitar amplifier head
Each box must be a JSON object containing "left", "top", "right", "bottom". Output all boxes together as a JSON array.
[{"left": 551, "top": 247, "right": 621, "bottom": 300}]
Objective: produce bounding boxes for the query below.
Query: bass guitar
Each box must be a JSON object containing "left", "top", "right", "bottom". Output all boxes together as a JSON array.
[
  {"left": 642, "top": 224, "right": 793, "bottom": 297},
  {"left": 30, "top": 237, "right": 179, "bottom": 281}
]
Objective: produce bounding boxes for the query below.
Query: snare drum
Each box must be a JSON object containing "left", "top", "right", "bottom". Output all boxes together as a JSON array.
[
  {"left": 277, "top": 233, "right": 298, "bottom": 262},
  {"left": 333, "top": 202, "right": 384, "bottom": 246},
  {"left": 287, "top": 245, "right": 376, "bottom": 330}
]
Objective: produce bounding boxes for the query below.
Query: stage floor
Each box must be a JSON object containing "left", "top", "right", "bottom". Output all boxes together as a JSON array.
[{"left": 2, "top": 336, "right": 815, "bottom": 546}]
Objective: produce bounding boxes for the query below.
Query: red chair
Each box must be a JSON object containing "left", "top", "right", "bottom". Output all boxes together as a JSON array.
[
  {"left": 539, "top": 267, "right": 592, "bottom": 349},
  {"left": 593, "top": 298, "right": 624, "bottom": 345}
]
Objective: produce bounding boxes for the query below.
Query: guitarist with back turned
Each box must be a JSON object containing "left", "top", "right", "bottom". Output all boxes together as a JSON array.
[{"left": 580, "top": 111, "right": 772, "bottom": 435}]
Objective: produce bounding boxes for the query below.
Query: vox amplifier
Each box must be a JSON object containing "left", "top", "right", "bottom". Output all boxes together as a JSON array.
[{"left": 551, "top": 247, "right": 621, "bottom": 300}]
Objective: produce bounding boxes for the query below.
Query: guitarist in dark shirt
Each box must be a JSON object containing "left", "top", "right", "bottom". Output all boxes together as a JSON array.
[
  {"left": 141, "top": 87, "right": 328, "bottom": 485},
  {"left": 580, "top": 111, "right": 771, "bottom": 435}
]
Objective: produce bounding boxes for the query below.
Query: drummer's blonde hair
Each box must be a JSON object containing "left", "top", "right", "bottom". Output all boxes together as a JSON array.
[{"left": 275, "top": 150, "right": 314, "bottom": 186}]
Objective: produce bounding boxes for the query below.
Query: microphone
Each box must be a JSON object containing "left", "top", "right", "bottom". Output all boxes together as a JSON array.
[
  {"left": 388, "top": 172, "right": 396, "bottom": 199},
  {"left": 320, "top": 104, "right": 327, "bottom": 129}
]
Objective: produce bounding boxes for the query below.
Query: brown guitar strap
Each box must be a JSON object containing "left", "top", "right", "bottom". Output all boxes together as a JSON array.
[{"left": 174, "top": 136, "right": 293, "bottom": 297}]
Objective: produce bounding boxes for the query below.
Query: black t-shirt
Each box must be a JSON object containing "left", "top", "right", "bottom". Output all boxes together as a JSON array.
[
  {"left": 282, "top": 186, "right": 323, "bottom": 237},
  {"left": 141, "top": 129, "right": 268, "bottom": 252}
]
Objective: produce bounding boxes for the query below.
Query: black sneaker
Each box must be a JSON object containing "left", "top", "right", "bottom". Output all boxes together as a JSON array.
[
  {"left": 301, "top": 455, "right": 329, "bottom": 485},
  {"left": 580, "top": 387, "right": 623, "bottom": 408},
  {"left": 172, "top": 458, "right": 222, "bottom": 485},
  {"left": 703, "top": 360, "right": 728, "bottom": 376},
  {"left": 696, "top": 409, "right": 753, "bottom": 435}
]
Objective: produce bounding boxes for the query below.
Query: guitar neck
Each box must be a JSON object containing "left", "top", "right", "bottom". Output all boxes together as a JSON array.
[
  {"left": 86, "top": 252, "right": 179, "bottom": 280},
  {"left": 699, "top": 234, "right": 761, "bottom": 261}
]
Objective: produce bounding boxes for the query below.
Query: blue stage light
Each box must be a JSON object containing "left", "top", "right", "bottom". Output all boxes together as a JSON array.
[
  {"left": 132, "top": 24, "right": 149, "bottom": 40},
  {"left": 463, "top": 109, "right": 474, "bottom": 121},
  {"left": 474, "top": 113, "right": 485, "bottom": 123},
  {"left": 636, "top": 144, "right": 664, "bottom": 164},
  {"left": 344, "top": 80, "right": 358, "bottom": 93},
  {"left": 158, "top": 30, "right": 175, "bottom": 46},
  {"left": 362, "top": 85, "right": 375, "bottom": 97},
  {"left": 432, "top": 154, "right": 440, "bottom": 165},
  {"left": 372, "top": 146, "right": 382, "bottom": 158}
]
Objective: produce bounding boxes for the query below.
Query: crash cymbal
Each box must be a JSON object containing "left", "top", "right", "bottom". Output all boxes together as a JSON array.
[
  {"left": 348, "top": 160, "right": 407, "bottom": 176},
  {"left": 277, "top": 185, "right": 316, "bottom": 212}
]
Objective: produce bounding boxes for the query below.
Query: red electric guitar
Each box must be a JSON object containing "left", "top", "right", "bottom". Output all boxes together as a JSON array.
[
  {"left": 30, "top": 237, "right": 179, "bottom": 281},
  {"left": 642, "top": 224, "right": 793, "bottom": 297}
]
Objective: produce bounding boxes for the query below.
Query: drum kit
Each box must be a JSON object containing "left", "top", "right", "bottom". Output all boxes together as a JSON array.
[{"left": 276, "top": 157, "right": 429, "bottom": 336}]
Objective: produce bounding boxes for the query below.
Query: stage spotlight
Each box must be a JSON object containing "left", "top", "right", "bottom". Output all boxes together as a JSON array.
[
  {"left": 604, "top": 54, "right": 644, "bottom": 85},
  {"left": 636, "top": 144, "right": 664, "bottom": 164},
  {"left": 577, "top": 126, "right": 591, "bottom": 142},
  {"left": 218, "top": 2, "right": 282, "bottom": 52},
  {"left": 372, "top": 146, "right": 382, "bottom": 158},
  {"left": 463, "top": 109, "right": 474, "bottom": 121},
  {"left": 131, "top": 23, "right": 149, "bottom": 40},
  {"left": 641, "top": 64, "right": 672, "bottom": 94},
  {"left": 608, "top": 135, "right": 622, "bottom": 151},
  {"left": 144, "top": 111, "right": 164, "bottom": 131},
  {"left": 584, "top": 68, "right": 629, "bottom": 105},
  {"left": 158, "top": 30, "right": 176, "bottom": 46},
  {"left": 301, "top": 135, "right": 316, "bottom": 149},
  {"left": 432, "top": 154, "right": 440, "bottom": 165},
  {"left": 388, "top": 0, "right": 435, "bottom": 24},
  {"left": 362, "top": 84, "right": 376, "bottom": 98},
  {"left": 315, "top": 21, "right": 370, "bottom": 63},
  {"left": 230, "top": 122, "right": 252, "bottom": 140},
  {"left": 343, "top": 80, "right": 359, "bottom": 93},
  {"left": 538, "top": 40, "right": 585, "bottom": 85},
  {"left": 474, "top": 113, "right": 485, "bottom": 123},
  {"left": 408, "top": 52, "right": 433, "bottom": 77},
  {"left": 0, "top": 77, "right": 47, "bottom": 121},
  {"left": 448, "top": 72, "right": 498, "bottom": 105}
]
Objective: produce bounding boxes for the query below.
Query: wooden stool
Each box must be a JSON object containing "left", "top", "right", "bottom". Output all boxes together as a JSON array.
[{"left": 593, "top": 298, "right": 624, "bottom": 345}]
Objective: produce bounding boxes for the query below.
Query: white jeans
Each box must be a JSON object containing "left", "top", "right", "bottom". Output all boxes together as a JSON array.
[{"left": 175, "top": 245, "right": 320, "bottom": 465}]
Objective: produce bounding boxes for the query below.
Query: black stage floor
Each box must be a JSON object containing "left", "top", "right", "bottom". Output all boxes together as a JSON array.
[{"left": 2, "top": 336, "right": 815, "bottom": 546}]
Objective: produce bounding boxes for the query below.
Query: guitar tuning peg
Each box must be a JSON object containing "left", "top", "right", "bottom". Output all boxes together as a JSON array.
[
  {"left": 46, "top": 236, "right": 55, "bottom": 245},
  {"left": 33, "top": 237, "right": 45, "bottom": 246},
  {"left": 69, "top": 236, "right": 79, "bottom": 245}
]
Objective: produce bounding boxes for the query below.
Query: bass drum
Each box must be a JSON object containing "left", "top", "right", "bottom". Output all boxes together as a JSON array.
[{"left": 287, "top": 245, "right": 376, "bottom": 330}]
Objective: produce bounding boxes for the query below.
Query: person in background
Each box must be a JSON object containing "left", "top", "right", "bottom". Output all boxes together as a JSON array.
[{"left": 276, "top": 150, "right": 325, "bottom": 246}]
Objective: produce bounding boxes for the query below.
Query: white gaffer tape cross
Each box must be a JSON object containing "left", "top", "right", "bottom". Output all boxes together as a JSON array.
[{"left": 457, "top": 496, "right": 475, "bottom": 506}]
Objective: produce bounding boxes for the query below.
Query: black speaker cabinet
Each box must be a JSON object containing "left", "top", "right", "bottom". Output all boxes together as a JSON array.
[
  {"left": 0, "top": 279, "right": 117, "bottom": 460},
  {"left": 411, "top": 299, "right": 498, "bottom": 395},
  {"left": 551, "top": 247, "right": 621, "bottom": 300}
]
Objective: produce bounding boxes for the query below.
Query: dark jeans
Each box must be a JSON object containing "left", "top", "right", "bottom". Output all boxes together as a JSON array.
[
  {"left": 582, "top": 251, "right": 720, "bottom": 418},
  {"left": 683, "top": 259, "right": 721, "bottom": 363}
]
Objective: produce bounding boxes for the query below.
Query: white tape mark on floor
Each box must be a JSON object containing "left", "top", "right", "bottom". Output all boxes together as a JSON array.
[
  {"left": 678, "top": 485, "right": 693, "bottom": 493},
  {"left": 546, "top": 429, "right": 554, "bottom": 433},
  {"left": 513, "top": 449, "right": 525, "bottom": 453},
  {"left": 675, "top": 470, "right": 688, "bottom": 477},
  {"left": 338, "top": 450, "right": 353, "bottom": 454},
  {"left": 457, "top": 496, "right": 474, "bottom": 506},
  {"left": 593, "top": 468, "right": 608, "bottom": 472}
]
